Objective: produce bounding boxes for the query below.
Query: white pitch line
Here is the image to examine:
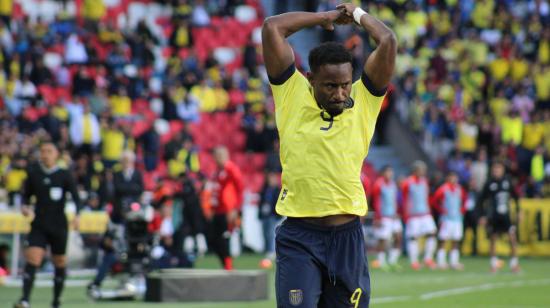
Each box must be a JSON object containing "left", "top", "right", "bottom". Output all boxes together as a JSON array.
[
  {"left": 372, "top": 278, "right": 550, "bottom": 304},
  {"left": 420, "top": 279, "right": 550, "bottom": 300},
  {"left": 3, "top": 279, "right": 91, "bottom": 287},
  {"left": 371, "top": 295, "right": 412, "bottom": 304}
]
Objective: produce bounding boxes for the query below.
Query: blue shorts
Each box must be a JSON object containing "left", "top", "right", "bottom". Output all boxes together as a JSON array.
[{"left": 275, "top": 217, "right": 370, "bottom": 308}]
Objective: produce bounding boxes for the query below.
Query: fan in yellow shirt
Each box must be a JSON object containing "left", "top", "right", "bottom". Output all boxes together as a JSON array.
[
  {"left": 490, "top": 89, "right": 510, "bottom": 125},
  {"left": 457, "top": 119, "right": 478, "bottom": 155},
  {"left": 109, "top": 88, "right": 132, "bottom": 117},
  {"left": 501, "top": 112, "right": 523, "bottom": 145},
  {"left": 101, "top": 120, "right": 125, "bottom": 168},
  {"left": 3, "top": 157, "right": 27, "bottom": 207},
  {"left": 191, "top": 80, "right": 217, "bottom": 112},
  {"left": 84, "top": 0, "right": 106, "bottom": 21},
  {"left": 543, "top": 117, "right": 550, "bottom": 154},
  {"left": 472, "top": 0, "right": 494, "bottom": 29},
  {"left": 0, "top": 0, "right": 12, "bottom": 17},
  {"left": 535, "top": 65, "right": 550, "bottom": 109},
  {"left": 521, "top": 120, "right": 545, "bottom": 151},
  {"left": 489, "top": 57, "right": 510, "bottom": 82},
  {"left": 538, "top": 29, "right": 550, "bottom": 64}
]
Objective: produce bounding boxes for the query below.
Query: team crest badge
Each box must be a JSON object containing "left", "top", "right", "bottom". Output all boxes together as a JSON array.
[
  {"left": 281, "top": 189, "right": 288, "bottom": 201},
  {"left": 289, "top": 289, "right": 303, "bottom": 306}
]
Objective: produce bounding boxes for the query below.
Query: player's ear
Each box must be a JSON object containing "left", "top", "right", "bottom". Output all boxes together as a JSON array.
[{"left": 306, "top": 71, "right": 315, "bottom": 85}]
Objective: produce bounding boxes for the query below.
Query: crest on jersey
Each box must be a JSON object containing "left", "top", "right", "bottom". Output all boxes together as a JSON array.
[
  {"left": 281, "top": 189, "right": 288, "bottom": 201},
  {"left": 289, "top": 289, "right": 303, "bottom": 306}
]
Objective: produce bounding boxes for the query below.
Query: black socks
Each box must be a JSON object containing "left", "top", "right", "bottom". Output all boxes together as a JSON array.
[
  {"left": 21, "top": 263, "right": 37, "bottom": 302},
  {"left": 52, "top": 267, "right": 66, "bottom": 306}
]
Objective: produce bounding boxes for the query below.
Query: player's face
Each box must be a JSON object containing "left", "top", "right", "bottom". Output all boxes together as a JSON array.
[
  {"left": 384, "top": 168, "right": 394, "bottom": 180},
  {"left": 492, "top": 164, "right": 505, "bottom": 178},
  {"left": 448, "top": 174, "right": 458, "bottom": 185},
  {"left": 309, "top": 63, "right": 353, "bottom": 116},
  {"left": 414, "top": 166, "right": 426, "bottom": 177},
  {"left": 214, "top": 148, "right": 228, "bottom": 166},
  {"left": 40, "top": 144, "right": 59, "bottom": 168}
]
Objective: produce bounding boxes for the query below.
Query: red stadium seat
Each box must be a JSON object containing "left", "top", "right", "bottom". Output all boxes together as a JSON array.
[
  {"left": 251, "top": 153, "right": 266, "bottom": 171},
  {"left": 199, "top": 151, "right": 217, "bottom": 177},
  {"left": 143, "top": 171, "right": 156, "bottom": 191},
  {"left": 55, "top": 87, "right": 71, "bottom": 102},
  {"left": 38, "top": 85, "right": 56, "bottom": 105}
]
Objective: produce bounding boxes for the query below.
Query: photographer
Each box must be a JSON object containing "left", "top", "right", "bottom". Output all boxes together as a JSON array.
[{"left": 88, "top": 150, "right": 143, "bottom": 291}]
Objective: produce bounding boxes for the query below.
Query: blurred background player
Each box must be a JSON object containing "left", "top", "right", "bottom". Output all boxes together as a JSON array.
[
  {"left": 210, "top": 146, "right": 243, "bottom": 270},
  {"left": 401, "top": 161, "right": 437, "bottom": 270},
  {"left": 478, "top": 161, "right": 521, "bottom": 273},
  {"left": 371, "top": 166, "right": 401, "bottom": 270},
  {"left": 15, "top": 142, "right": 81, "bottom": 308},
  {"left": 431, "top": 172, "right": 466, "bottom": 270}
]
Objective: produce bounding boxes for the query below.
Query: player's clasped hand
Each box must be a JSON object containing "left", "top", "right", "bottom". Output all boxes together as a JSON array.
[
  {"left": 322, "top": 9, "right": 353, "bottom": 31},
  {"left": 336, "top": 2, "right": 358, "bottom": 16}
]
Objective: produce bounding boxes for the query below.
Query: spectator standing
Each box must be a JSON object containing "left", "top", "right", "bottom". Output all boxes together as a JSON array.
[
  {"left": 258, "top": 171, "right": 281, "bottom": 265},
  {"left": 69, "top": 104, "right": 100, "bottom": 156},
  {"left": 111, "top": 150, "right": 144, "bottom": 224}
]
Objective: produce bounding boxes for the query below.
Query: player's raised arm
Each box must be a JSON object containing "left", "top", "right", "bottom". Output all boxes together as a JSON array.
[
  {"left": 337, "top": 3, "right": 397, "bottom": 92},
  {"left": 262, "top": 10, "right": 351, "bottom": 81}
]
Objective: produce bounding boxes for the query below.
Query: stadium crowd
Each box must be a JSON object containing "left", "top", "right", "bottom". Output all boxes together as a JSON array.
[
  {"left": 0, "top": 0, "right": 549, "bottom": 278},
  {"left": 0, "top": 0, "right": 281, "bottom": 275},
  {"left": 357, "top": 0, "right": 550, "bottom": 197}
]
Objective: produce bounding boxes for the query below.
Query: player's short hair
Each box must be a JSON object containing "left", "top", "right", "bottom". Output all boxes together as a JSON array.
[
  {"left": 447, "top": 171, "right": 458, "bottom": 177},
  {"left": 412, "top": 160, "right": 426, "bottom": 172},
  {"left": 380, "top": 165, "right": 392, "bottom": 173},
  {"left": 308, "top": 42, "right": 353, "bottom": 73},
  {"left": 39, "top": 141, "right": 58, "bottom": 150}
]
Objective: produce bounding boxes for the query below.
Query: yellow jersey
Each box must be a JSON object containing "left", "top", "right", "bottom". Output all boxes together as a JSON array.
[
  {"left": 5, "top": 169, "right": 26, "bottom": 192},
  {"left": 270, "top": 67, "right": 385, "bottom": 217},
  {"left": 102, "top": 129, "right": 125, "bottom": 161},
  {"left": 522, "top": 122, "right": 544, "bottom": 151}
]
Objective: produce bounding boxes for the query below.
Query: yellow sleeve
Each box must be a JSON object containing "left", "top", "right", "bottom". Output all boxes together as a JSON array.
[
  {"left": 269, "top": 65, "right": 309, "bottom": 131},
  {"left": 352, "top": 73, "right": 387, "bottom": 136},
  {"left": 269, "top": 65, "right": 307, "bottom": 112}
]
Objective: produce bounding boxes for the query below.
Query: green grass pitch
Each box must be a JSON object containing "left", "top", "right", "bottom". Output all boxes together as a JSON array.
[{"left": 1, "top": 254, "right": 549, "bottom": 307}]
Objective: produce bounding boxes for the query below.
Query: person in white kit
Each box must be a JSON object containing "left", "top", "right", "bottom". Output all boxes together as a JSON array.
[
  {"left": 401, "top": 161, "right": 437, "bottom": 270},
  {"left": 430, "top": 172, "right": 467, "bottom": 270},
  {"left": 371, "top": 166, "right": 402, "bottom": 270}
]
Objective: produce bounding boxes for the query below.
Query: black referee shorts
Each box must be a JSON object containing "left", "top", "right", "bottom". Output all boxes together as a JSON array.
[
  {"left": 26, "top": 223, "right": 69, "bottom": 255},
  {"left": 489, "top": 215, "right": 513, "bottom": 235}
]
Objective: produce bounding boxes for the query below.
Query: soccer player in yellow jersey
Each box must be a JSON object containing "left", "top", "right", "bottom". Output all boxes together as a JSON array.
[{"left": 262, "top": 3, "right": 396, "bottom": 307}]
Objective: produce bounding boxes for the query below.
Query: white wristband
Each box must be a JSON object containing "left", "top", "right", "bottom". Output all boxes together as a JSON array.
[{"left": 353, "top": 7, "right": 367, "bottom": 25}]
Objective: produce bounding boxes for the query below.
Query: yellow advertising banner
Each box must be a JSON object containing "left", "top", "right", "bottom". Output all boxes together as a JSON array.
[
  {"left": 0, "top": 211, "right": 109, "bottom": 234},
  {"left": 462, "top": 198, "right": 550, "bottom": 257}
]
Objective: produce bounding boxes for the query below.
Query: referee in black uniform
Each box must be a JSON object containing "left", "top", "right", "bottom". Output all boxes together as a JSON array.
[
  {"left": 477, "top": 160, "right": 521, "bottom": 273},
  {"left": 15, "top": 142, "right": 81, "bottom": 308}
]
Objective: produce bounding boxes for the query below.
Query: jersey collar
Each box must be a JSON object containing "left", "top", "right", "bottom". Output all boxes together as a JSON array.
[{"left": 39, "top": 163, "right": 59, "bottom": 174}]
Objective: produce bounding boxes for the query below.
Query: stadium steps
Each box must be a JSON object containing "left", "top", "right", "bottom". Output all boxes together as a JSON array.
[{"left": 366, "top": 145, "right": 410, "bottom": 177}]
